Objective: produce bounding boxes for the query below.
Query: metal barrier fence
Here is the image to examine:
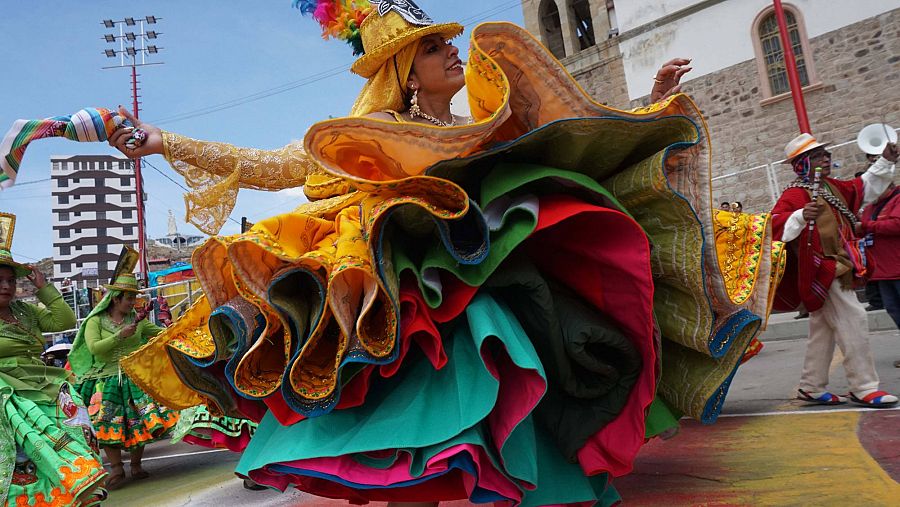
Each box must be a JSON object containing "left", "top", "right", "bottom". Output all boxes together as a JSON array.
[
  {"left": 711, "top": 127, "right": 899, "bottom": 212},
  {"left": 44, "top": 278, "right": 204, "bottom": 345}
]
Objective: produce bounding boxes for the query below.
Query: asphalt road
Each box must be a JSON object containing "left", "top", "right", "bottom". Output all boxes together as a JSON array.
[{"left": 101, "top": 330, "right": 900, "bottom": 506}]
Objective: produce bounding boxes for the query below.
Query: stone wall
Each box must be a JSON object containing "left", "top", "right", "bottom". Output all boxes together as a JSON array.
[
  {"left": 564, "top": 40, "right": 631, "bottom": 106},
  {"left": 627, "top": 8, "right": 900, "bottom": 213}
]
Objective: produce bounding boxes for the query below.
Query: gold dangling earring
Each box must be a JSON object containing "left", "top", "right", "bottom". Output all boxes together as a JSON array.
[{"left": 409, "top": 88, "right": 422, "bottom": 117}]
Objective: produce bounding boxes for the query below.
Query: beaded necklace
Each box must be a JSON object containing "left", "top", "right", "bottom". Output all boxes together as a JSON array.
[
  {"left": 787, "top": 181, "right": 860, "bottom": 227},
  {"left": 409, "top": 108, "right": 456, "bottom": 127}
]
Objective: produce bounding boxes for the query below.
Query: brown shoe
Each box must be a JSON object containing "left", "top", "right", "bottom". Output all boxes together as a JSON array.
[
  {"left": 105, "top": 463, "right": 127, "bottom": 490},
  {"left": 130, "top": 461, "right": 150, "bottom": 480}
]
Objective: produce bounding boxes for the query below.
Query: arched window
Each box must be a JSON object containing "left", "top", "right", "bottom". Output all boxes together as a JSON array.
[
  {"left": 540, "top": 0, "right": 566, "bottom": 59},
  {"left": 752, "top": 5, "right": 818, "bottom": 99},
  {"left": 570, "top": 0, "right": 595, "bottom": 50}
]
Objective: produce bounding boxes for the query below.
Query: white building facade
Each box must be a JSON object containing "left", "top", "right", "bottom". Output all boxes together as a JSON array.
[{"left": 521, "top": 0, "right": 900, "bottom": 211}]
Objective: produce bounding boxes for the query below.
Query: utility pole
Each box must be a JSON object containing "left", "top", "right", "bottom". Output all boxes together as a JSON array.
[
  {"left": 771, "top": 0, "right": 810, "bottom": 134},
  {"left": 100, "top": 16, "right": 164, "bottom": 287}
]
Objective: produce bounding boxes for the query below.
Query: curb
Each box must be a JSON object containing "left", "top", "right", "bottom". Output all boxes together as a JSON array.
[{"left": 761, "top": 309, "right": 897, "bottom": 342}]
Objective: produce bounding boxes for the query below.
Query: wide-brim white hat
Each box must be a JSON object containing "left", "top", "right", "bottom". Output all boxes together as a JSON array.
[{"left": 783, "top": 133, "right": 829, "bottom": 163}]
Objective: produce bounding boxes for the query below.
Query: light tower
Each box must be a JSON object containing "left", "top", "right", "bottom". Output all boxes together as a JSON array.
[{"left": 100, "top": 15, "right": 164, "bottom": 287}]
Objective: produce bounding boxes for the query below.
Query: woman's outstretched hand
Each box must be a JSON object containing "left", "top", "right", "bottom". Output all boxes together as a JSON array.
[
  {"left": 650, "top": 58, "right": 692, "bottom": 103},
  {"left": 107, "top": 106, "right": 164, "bottom": 158}
]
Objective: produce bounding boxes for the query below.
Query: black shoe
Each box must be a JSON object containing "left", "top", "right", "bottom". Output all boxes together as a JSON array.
[
  {"left": 864, "top": 305, "right": 883, "bottom": 311},
  {"left": 243, "top": 478, "right": 267, "bottom": 491}
]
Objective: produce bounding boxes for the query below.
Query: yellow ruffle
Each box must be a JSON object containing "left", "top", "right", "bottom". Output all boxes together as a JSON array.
[
  {"left": 120, "top": 296, "right": 211, "bottom": 410},
  {"left": 713, "top": 209, "right": 770, "bottom": 305}
]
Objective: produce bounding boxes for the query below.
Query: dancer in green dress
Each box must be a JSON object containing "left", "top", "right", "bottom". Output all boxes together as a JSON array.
[
  {"left": 0, "top": 213, "right": 106, "bottom": 506},
  {"left": 70, "top": 262, "right": 180, "bottom": 490}
]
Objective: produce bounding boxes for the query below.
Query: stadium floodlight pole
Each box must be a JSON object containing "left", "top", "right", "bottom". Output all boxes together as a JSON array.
[{"left": 100, "top": 16, "right": 163, "bottom": 287}]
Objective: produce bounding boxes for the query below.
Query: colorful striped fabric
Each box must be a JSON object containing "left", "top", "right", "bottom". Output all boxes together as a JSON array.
[{"left": 0, "top": 108, "right": 125, "bottom": 189}]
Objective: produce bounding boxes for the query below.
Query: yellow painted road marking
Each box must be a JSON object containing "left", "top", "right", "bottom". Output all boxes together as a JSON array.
[{"left": 723, "top": 412, "right": 899, "bottom": 505}]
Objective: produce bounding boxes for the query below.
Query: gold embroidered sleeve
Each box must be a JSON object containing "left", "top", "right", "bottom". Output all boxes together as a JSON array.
[
  {"left": 162, "top": 131, "right": 314, "bottom": 190},
  {"left": 161, "top": 131, "right": 319, "bottom": 234}
]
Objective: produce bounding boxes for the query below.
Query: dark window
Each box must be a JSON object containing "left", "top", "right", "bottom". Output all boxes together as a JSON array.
[
  {"left": 61, "top": 263, "right": 71, "bottom": 272},
  {"left": 123, "top": 209, "right": 133, "bottom": 219},
  {"left": 124, "top": 226, "right": 134, "bottom": 235},
  {"left": 60, "top": 229, "right": 71, "bottom": 239},
  {"left": 96, "top": 194, "right": 105, "bottom": 204},
  {"left": 540, "top": 0, "right": 566, "bottom": 59},
  {"left": 570, "top": 0, "right": 595, "bottom": 50},
  {"left": 98, "top": 244, "right": 106, "bottom": 254},
  {"left": 59, "top": 212, "right": 69, "bottom": 221},
  {"left": 95, "top": 177, "right": 104, "bottom": 188},
  {"left": 97, "top": 211, "right": 106, "bottom": 220},
  {"left": 122, "top": 193, "right": 132, "bottom": 203},
  {"left": 60, "top": 246, "right": 71, "bottom": 255},
  {"left": 97, "top": 227, "right": 107, "bottom": 236},
  {"left": 58, "top": 178, "right": 68, "bottom": 188},
  {"left": 73, "top": 178, "right": 80, "bottom": 183},
  {"left": 75, "top": 262, "right": 82, "bottom": 268},
  {"left": 121, "top": 177, "right": 130, "bottom": 186},
  {"left": 75, "top": 228, "right": 81, "bottom": 234},
  {"left": 74, "top": 212, "right": 81, "bottom": 217},
  {"left": 58, "top": 195, "right": 69, "bottom": 205}
]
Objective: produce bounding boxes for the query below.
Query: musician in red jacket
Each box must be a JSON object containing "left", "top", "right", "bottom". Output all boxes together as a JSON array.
[
  {"left": 771, "top": 133, "right": 898, "bottom": 408},
  {"left": 859, "top": 181, "right": 900, "bottom": 369}
]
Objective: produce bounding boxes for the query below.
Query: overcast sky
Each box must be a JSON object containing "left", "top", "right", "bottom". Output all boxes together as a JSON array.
[{"left": 0, "top": 0, "right": 525, "bottom": 263}]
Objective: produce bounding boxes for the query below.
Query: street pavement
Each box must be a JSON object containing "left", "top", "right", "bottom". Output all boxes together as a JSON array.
[{"left": 102, "top": 329, "right": 900, "bottom": 506}]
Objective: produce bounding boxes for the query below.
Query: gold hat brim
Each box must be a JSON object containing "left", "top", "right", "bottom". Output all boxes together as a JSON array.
[
  {"left": 102, "top": 283, "right": 141, "bottom": 293},
  {"left": 0, "top": 259, "right": 32, "bottom": 278},
  {"left": 351, "top": 22, "right": 464, "bottom": 78}
]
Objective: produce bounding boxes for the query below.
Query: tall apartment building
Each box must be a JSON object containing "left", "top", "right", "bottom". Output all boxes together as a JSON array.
[{"left": 51, "top": 155, "right": 140, "bottom": 282}]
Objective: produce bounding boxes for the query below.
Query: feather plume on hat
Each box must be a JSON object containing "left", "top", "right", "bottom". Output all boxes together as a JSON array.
[{"left": 293, "top": 0, "right": 374, "bottom": 55}]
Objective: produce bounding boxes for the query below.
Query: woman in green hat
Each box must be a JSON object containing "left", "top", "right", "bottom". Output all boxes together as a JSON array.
[
  {"left": 0, "top": 226, "right": 107, "bottom": 505},
  {"left": 70, "top": 272, "right": 180, "bottom": 490}
]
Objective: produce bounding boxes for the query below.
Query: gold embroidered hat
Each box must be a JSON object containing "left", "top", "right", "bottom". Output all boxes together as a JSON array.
[
  {"left": 351, "top": 1, "right": 463, "bottom": 78},
  {"left": 103, "top": 246, "right": 141, "bottom": 292},
  {"left": 0, "top": 213, "right": 31, "bottom": 278},
  {"left": 297, "top": 0, "right": 462, "bottom": 79}
]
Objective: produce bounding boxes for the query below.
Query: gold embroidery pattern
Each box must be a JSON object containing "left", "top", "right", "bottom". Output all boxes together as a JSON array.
[
  {"left": 713, "top": 210, "right": 769, "bottom": 305},
  {"left": 163, "top": 132, "right": 319, "bottom": 234}
]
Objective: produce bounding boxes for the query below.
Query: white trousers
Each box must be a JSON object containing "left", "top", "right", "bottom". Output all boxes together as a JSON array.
[{"left": 800, "top": 280, "right": 880, "bottom": 393}]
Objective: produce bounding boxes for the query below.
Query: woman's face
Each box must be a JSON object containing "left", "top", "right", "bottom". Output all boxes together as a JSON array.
[
  {"left": 111, "top": 292, "right": 137, "bottom": 313},
  {"left": 0, "top": 266, "right": 16, "bottom": 308},
  {"left": 408, "top": 34, "right": 464, "bottom": 99}
]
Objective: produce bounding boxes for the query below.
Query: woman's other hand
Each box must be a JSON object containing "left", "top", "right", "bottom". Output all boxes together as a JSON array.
[
  {"left": 119, "top": 322, "right": 139, "bottom": 339},
  {"left": 25, "top": 266, "right": 46, "bottom": 289},
  {"left": 108, "top": 106, "right": 164, "bottom": 158},
  {"left": 650, "top": 58, "right": 692, "bottom": 103}
]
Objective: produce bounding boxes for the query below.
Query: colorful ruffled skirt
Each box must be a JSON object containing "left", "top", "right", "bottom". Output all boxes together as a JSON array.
[
  {"left": 170, "top": 404, "right": 257, "bottom": 452},
  {"left": 75, "top": 374, "right": 179, "bottom": 450},
  {"left": 1, "top": 380, "right": 107, "bottom": 506},
  {"left": 119, "top": 22, "right": 785, "bottom": 506}
]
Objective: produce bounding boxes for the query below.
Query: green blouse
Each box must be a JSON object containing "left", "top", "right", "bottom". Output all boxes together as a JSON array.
[
  {"left": 78, "top": 312, "right": 164, "bottom": 381},
  {"left": 0, "top": 285, "right": 77, "bottom": 403}
]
